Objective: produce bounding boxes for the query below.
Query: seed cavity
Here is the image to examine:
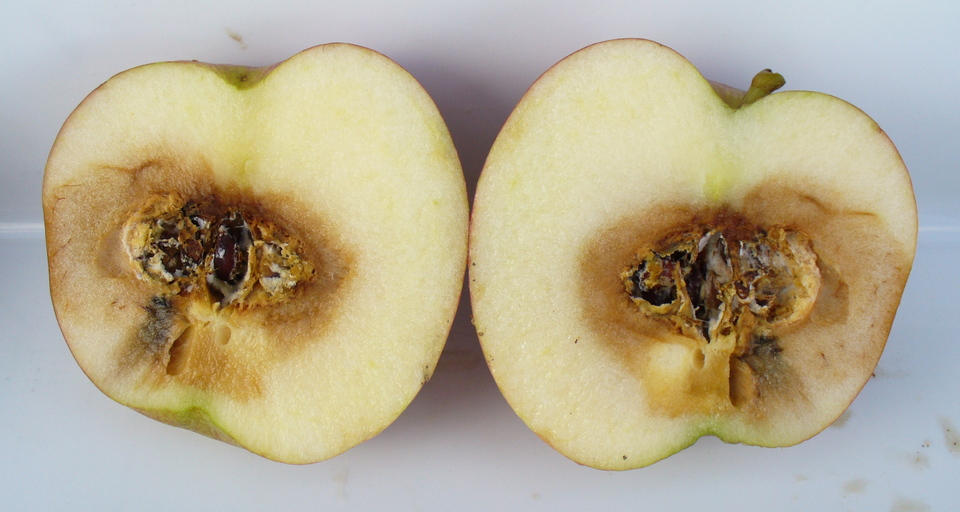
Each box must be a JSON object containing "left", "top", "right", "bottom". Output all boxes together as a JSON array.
[
  {"left": 124, "top": 193, "right": 315, "bottom": 309},
  {"left": 623, "top": 227, "right": 819, "bottom": 344},
  {"left": 207, "top": 210, "right": 253, "bottom": 304},
  {"left": 166, "top": 324, "right": 195, "bottom": 376},
  {"left": 215, "top": 324, "right": 232, "bottom": 346}
]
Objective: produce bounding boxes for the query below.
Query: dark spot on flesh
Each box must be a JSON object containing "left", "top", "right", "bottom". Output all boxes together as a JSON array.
[
  {"left": 115, "top": 295, "right": 183, "bottom": 376},
  {"left": 137, "top": 296, "right": 177, "bottom": 353},
  {"left": 749, "top": 333, "right": 782, "bottom": 357},
  {"left": 739, "top": 333, "right": 783, "bottom": 379},
  {"left": 627, "top": 257, "right": 678, "bottom": 306}
]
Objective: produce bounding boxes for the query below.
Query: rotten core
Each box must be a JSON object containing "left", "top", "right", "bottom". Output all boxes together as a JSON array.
[
  {"left": 622, "top": 225, "right": 820, "bottom": 350},
  {"left": 123, "top": 193, "right": 315, "bottom": 309}
]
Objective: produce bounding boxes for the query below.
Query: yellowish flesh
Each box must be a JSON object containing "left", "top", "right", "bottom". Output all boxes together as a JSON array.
[
  {"left": 44, "top": 44, "right": 469, "bottom": 463},
  {"left": 470, "top": 39, "right": 916, "bottom": 469}
]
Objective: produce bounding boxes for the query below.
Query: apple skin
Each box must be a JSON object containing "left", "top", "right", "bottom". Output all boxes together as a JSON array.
[
  {"left": 43, "top": 44, "right": 469, "bottom": 464},
  {"left": 468, "top": 39, "right": 917, "bottom": 470}
]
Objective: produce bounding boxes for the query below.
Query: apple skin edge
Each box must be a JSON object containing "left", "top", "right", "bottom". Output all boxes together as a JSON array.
[
  {"left": 43, "top": 44, "right": 469, "bottom": 464},
  {"left": 468, "top": 38, "right": 917, "bottom": 470}
]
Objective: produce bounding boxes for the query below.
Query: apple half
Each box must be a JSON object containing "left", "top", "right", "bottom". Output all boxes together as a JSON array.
[
  {"left": 469, "top": 39, "right": 917, "bottom": 469},
  {"left": 43, "top": 44, "right": 468, "bottom": 464}
]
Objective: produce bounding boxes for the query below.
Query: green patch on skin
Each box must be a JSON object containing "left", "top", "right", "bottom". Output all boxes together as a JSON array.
[
  {"left": 174, "top": 406, "right": 237, "bottom": 445},
  {"left": 207, "top": 64, "right": 273, "bottom": 90},
  {"left": 139, "top": 403, "right": 241, "bottom": 448}
]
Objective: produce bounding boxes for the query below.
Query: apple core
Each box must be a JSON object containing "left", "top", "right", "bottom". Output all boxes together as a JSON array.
[
  {"left": 622, "top": 221, "right": 821, "bottom": 409},
  {"left": 623, "top": 224, "right": 819, "bottom": 341},
  {"left": 124, "top": 192, "right": 315, "bottom": 309}
]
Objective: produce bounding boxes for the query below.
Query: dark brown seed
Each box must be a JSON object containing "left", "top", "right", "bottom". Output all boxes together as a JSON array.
[
  {"left": 213, "top": 229, "right": 237, "bottom": 282},
  {"left": 182, "top": 238, "right": 204, "bottom": 265}
]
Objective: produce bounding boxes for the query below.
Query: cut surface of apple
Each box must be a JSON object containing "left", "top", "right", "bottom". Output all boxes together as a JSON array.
[
  {"left": 469, "top": 39, "right": 917, "bottom": 470},
  {"left": 43, "top": 44, "right": 468, "bottom": 464}
]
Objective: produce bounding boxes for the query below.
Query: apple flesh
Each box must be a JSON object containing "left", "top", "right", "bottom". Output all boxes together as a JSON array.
[
  {"left": 469, "top": 39, "right": 916, "bottom": 469},
  {"left": 43, "top": 44, "right": 468, "bottom": 463}
]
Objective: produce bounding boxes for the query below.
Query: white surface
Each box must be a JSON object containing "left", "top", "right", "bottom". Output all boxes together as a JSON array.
[{"left": 1, "top": 1, "right": 959, "bottom": 510}]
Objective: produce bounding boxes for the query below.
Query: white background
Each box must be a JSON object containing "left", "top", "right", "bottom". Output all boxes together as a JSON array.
[{"left": 1, "top": 1, "right": 958, "bottom": 510}]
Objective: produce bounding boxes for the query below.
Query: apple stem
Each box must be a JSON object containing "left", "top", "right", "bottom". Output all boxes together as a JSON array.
[
  {"left": 740, "top": 70, "right": 786, "bottom": 107},
  {"left": 709, "top": 70, "right": 786, "bottom": 109}
]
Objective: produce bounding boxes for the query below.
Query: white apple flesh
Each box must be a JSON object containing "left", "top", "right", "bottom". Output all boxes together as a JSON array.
[
  {"left": 469, "top": 39, "right": 916, "bottom": 469},
  {"left": 43, "top": 44, "right": 469, "bottom": 464}
]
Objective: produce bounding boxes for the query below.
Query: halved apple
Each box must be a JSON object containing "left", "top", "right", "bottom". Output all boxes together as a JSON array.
[
  {"left": 43, "top": 44, "right": 468, "bottom": 464},
  {"left": 469, "top": 39, "right": 917, "bottom": 469}
]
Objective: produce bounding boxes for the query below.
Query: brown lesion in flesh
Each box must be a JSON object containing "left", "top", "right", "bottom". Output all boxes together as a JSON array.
[
  {"left": 577, "top": 180, "right": 913, "bottom": 422},
  {"left": 620, "top": 223, "right": 820, "bottom": 408},
  {"left": 47, "top": 150, "right": 356, "bottom": 404},
  {"left": 85, "top": 155, "right": 351, "bottom": 401},
  {"left": 118, "top": 191, "right": 336, "bottom": 399},
  {"left": 116, "top": 293, "right": 265, "bottom": 399},
  {"left": 576, "top": 189, "right": 868, "bottom": 419}
]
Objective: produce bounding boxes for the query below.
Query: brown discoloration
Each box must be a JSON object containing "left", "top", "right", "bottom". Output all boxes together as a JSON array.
[
  {"left": 891, "top": 497, "right": 930, "bottom": 512},
  {"left": 577, "top": 201, "right": 699, "bottom": 349},
  {"left": 576, "top": 180, "right": 913, "bottom": 424},
  {"left": 942, "top": 417, "right": 960, "bottom": 456},
  {"left": 45, "top": 149, "right": 356, "bottom": 403},
  {"left": 810, "top": 257, "right": 849, "bottom": 324},
  {"left": 577, "top": 203, "right": 732, "bottom": 415},
  {"left": 842, "top": 479, "right": 867, "bottom": 494}
]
